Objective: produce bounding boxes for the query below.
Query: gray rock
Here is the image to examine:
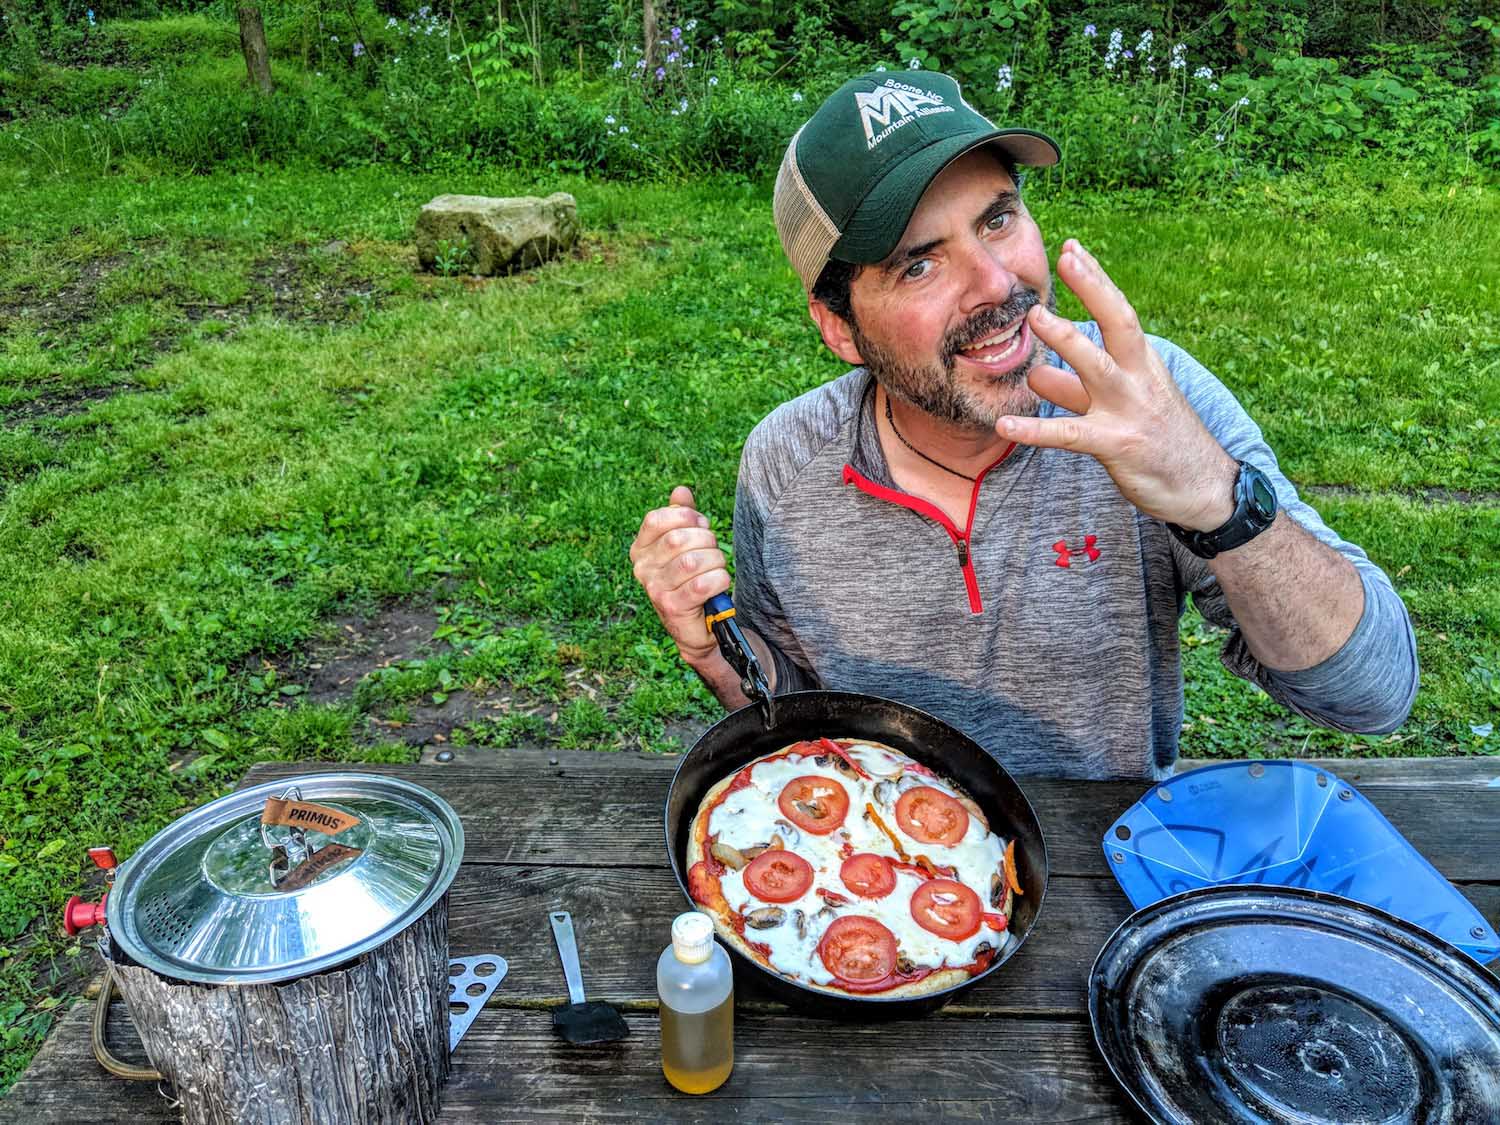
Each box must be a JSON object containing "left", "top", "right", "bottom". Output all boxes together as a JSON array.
[{"left": 414, "top": 193, "right": 579, "bottom": 276}]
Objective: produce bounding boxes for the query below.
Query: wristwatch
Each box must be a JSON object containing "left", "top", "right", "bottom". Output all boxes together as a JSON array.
[{"left": 1166, "top": 461, "right": 1278, "bottom": 559}]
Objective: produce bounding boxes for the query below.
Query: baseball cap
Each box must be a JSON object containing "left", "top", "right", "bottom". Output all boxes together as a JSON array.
[{"left": 773, "top": 70, "right": 1060, "bottom": 292}]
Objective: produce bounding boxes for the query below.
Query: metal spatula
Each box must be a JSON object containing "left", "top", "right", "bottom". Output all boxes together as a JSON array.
[{"left": 548, "top": 910, "right": 629, "bottom": 1044}]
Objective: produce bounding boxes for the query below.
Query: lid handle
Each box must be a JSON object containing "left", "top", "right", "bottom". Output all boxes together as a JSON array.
[
  {"left": 261, "top": 788, "right": 364, "bottom": 890},
  {"left": 261, "top": 794, "right": 362, "bottom": 837}
]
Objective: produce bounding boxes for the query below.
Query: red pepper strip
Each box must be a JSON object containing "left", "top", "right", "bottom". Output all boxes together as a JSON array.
[
  {"left": 1004, "top": 840, "right": 1024, "bottom": 896},
  {"left": 865, "top": 802, "right": 910, "bottom": 863},
  {"left": 914, "top": 854, "right": 958, "bottom": 880},
  {"left": 983, "top": 912, "right": 1009, "bottom": 933},
  {"left": 818, "top": 738, "right": 872, "bottom": 779}
]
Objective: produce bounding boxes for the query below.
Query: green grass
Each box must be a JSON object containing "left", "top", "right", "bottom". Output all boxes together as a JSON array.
[{"left": 1, "top": 160, "right": 1497, "bottom": 1089}]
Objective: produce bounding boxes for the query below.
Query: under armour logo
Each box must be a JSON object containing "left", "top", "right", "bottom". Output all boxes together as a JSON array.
[{"left": 1052, "top": 535, "right": 1100, "bottom": 568}]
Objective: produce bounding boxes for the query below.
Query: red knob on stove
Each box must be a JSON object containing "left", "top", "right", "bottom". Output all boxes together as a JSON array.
[
  {"left": 63, "top": 892, "right": 108, "bottom": 935},
  {"left": 87, "top": 847, "right": 118, "bottom": 871}
]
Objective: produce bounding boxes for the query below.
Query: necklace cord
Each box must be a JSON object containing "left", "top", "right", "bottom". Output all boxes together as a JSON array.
[{"left": 883, "top": 392, "right": 977, "bottom": 483}]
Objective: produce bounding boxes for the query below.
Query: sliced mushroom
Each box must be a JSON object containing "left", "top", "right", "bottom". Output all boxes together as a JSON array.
[
  {"left": 792, "top": 797, "right": 828, "bottom": 822},
  {"left": 813, "top": 753, "right": 830, "bottom": 767},
  {"left": 745, "top": 906, "right": 786, "bottom": 930},
  {"left": 896, "top": 772, "right": 926, "bottom": 793},
  {"left": 873, "top": 780, "right": 897, "bottom": 807},
  {"left": 828, "top": 753, "right": 857, "bottom": 777},
  {"left": 956, "top": 795, "right": 989, "bottom": 832},
  {"left": 793, "top": 908, "right": 807, "bottom": 940},
  {"left": 896, "top": 954, "right": 917, "bottom": 976},
  {"left": 990, "top": 871, "right": 1005, "bottom": 908},
  {"left": 711, "top": 841, "right": 747, "bottom": 871},
  {"left": 768, "top": 834, "right": 786, "bottom": 851},
  {"left": 813, "top": 905, "right": 836, "bottom": 926},
  {"left": 773, "top": 819, "right": 801, "bottom": 845}
]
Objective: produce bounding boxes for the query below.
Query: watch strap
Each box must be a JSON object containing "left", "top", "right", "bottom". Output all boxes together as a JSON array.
[{"left": 1166, "top": 461, "right": 1278, "bottom": 559}]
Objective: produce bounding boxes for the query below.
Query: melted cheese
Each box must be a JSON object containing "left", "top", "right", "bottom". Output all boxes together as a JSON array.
[{"left": 704, "top": 741, "right": 1015, "bottom": 988}]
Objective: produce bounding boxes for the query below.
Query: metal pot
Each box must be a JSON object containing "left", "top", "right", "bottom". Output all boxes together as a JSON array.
[
  {"left": 664, "top": 689, "right": 1050, "bottom": 1020},
  {"left": 65, "top": 772, "right": 468, "bottom": 1124}
]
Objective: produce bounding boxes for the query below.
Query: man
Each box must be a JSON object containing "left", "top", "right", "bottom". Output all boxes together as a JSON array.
[{"left": 630, "top": 70, "right": 1417, "bottom": 780}]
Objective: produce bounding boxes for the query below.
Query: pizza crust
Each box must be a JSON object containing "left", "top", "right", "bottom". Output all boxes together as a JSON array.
[{"left": 684, "top": 738, "right": 1009, "bottom": 1001}]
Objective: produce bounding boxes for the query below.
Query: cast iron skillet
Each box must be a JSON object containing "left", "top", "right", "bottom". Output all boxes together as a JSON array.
[{"left": 664, "top": 688, "right": 1049, "bottom": 1020}]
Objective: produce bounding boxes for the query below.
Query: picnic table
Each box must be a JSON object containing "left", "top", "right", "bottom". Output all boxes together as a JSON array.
[{"left": 6, "top": 749, "right": 1500, "bottom": 1122}]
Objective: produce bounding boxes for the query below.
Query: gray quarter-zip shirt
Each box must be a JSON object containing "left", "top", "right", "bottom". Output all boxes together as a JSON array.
[{"left": 730, "top": 323, "right": 1418, "bottom": 781}]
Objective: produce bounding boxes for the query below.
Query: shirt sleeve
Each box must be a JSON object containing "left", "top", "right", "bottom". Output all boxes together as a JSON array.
[
  {"left": 1150, "top": 334, "right": 1420, "bottom": 734},
  {"left": 729, "top": 424, "right": 820, "bottom": 695}
]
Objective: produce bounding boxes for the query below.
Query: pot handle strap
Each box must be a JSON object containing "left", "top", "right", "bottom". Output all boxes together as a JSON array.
[{"left": 261, "top": 796, "right": 361, "bottom": 836}]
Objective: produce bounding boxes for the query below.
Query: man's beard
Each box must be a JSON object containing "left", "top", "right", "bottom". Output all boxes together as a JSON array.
[{"left": 852, "top": 284, "right": 1056, "bottom": 430}]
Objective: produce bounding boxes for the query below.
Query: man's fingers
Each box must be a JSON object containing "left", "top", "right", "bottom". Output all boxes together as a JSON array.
[
  {"left": 633, "top": 502, "right": 710, "bottom": 555},
  {"left": 1025, "top": 364, "right": 1091, "bottom": 416},
  {"left": 1055, "top": 240, "right": 1150, "bottom": 372},
  {"left": 1026, "top": 304, "right": 1123, "bottom": 402},
  {"left": 669, "top": 484, "right": 696, "bottom": 509},
  {"left": 997, "top": 412, "right": 1096, "bottom": 452},
  {"left": 662, "top": 563, "right": 732, "bottom": 617}
]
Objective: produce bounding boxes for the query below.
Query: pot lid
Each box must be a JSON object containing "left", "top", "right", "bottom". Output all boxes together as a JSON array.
[
  {"left": 106, "top": 773, "right": 464, "bottom": 984},
  {"left": 1089, "top": 886, "right": 1500, "bottom": 1124}
]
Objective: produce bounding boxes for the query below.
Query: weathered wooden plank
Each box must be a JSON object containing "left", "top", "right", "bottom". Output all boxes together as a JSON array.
[
  {"left": 0, "top": 1001, "right": 177, "bottom": 1125},
  {"left": 403, "top": 746, "right": 1500, "bottom": 792},
  {"left": 444, "top": 868, "right": 1122, "bottom": 1014},
  {"left": 242, "top": 758, "right": 1500, "bottom": 882},
  {"left": 2, "top": 1004, "right": 1132, "bottom": 1124}
]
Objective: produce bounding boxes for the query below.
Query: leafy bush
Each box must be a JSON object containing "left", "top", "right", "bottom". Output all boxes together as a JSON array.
[{"left": 72, "top": 15, "right": 241, "bottom": 68}]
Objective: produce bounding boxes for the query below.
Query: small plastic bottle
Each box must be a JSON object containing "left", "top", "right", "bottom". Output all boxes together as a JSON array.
[{"left": 657, "top": 911, "right": 734, "bottom": 1094}]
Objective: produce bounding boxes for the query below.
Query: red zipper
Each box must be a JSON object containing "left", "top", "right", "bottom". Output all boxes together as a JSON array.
[{"left": 841, "top": 443, "right": 1015, "bottom": 616}]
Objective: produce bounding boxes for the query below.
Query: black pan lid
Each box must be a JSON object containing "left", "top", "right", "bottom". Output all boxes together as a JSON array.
[{"left": 1089, "top": 885, "right": 1500, "bottom": 1124}]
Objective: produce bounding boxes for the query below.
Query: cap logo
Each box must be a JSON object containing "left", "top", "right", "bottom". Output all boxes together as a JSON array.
[{"left": 854, "top": 80, "right": 954, "bottom": 150}]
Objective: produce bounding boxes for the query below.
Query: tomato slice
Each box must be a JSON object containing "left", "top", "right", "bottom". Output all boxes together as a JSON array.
[
  {"left": 910, "top": 878, "right": 983, "bottom": 941},
  {"left": 894, "top": 786, "right": 970, "bottom": 846},
  {"left": 777, "top": 775, "right": 850, "bottom": 835},
  {"left": 817, "top": 915, "right": 898, "bottom": 983},
  {"left": 840, "top": 852, "right": 897, "bottom": 899},
  {"left": 742, "top": 849, "right": 813, "bottom": 903}
]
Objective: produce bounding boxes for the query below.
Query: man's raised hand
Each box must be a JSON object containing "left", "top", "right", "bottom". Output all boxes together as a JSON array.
[
  {"left": 629, "top": 486, "right": 731, "bottom": 666},
  {"left": 1000, "top": 239, "right": 1239, "bottom": 532}
]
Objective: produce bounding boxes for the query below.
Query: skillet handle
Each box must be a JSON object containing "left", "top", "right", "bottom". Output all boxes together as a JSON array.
[{"left": 702, "top": 593, "right": 776, "bottom": 728}]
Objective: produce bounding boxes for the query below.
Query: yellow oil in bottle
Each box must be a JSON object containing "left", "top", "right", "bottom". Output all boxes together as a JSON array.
[
  {"left": 661, "top": 990, "right": 734, "bottom": 1093},
  {"left": 658, "top": 912, "right": 734, "bottom": 1095}
]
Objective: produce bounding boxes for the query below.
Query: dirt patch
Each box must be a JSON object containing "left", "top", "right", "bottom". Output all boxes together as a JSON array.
[
  {"left": 1304, "top": 484, "right": 1500, "bottom": 506},
  {"left": 0, "top": 383, "right": 134, "bottom": 427},
  {"left": 290, "top": 603, "right": 446, "bottom": 706},
  {"left": 245, "top": 248, "right": 378, "bottom": 324},
  {"left": 0, "top": 253, "right": 133, "bottom": 335},
  {"left": 262, "top": 600, "right": 707, "bottom": 754}
]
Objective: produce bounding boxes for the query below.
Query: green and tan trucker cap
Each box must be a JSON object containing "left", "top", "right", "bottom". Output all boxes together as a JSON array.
[{"left": 773, "top": 70, "right": 1060, "bottom": 291}]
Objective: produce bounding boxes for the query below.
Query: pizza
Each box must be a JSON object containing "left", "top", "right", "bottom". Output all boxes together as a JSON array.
[{"left": 685, "top": 737, "right": 1023, "bottom": 999}]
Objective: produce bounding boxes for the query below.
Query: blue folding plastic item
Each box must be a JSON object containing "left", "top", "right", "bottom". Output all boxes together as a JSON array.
[{"left": 1103, "top": 760, "right": 1500, "bottom": 965}]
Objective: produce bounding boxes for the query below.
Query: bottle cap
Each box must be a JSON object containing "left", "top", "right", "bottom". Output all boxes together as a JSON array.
[{"left": 672, "top": 911, "right": 715, "bottom": 964}]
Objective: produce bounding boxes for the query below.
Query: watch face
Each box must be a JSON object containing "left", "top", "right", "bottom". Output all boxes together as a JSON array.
[{"left": 1250, "top": 474, "right": 1277, "bottom": 515}]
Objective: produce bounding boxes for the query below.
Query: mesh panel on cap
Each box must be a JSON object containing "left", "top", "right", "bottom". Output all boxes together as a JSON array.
[{"left": 773, "top": 124, "right": 842, "bottom": 292}]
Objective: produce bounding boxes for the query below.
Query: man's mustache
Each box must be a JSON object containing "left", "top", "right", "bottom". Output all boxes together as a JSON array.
[{"left": 940, "top": 287, "right": 1045, "bottom": 368}]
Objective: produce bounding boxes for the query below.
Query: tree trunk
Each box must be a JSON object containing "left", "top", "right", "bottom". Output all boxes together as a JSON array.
[
  {"left": 237, "top": 5, "right": 275, "bottom": 94},
  {"left": 643, "top": 0, "right": 657, "bottom": 73},
  {"left": 104, "top": 901, "right": 451, "bottom": 1125}
]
